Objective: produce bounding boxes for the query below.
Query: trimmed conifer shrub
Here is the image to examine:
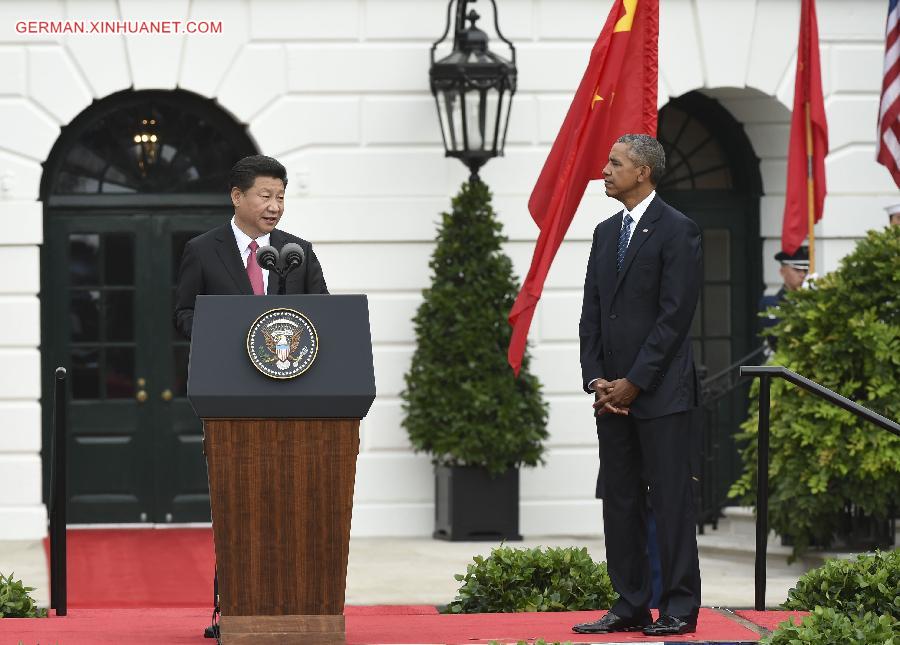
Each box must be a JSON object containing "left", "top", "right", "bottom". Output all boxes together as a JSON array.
[
  {"left": 401, "top": 180, "right": 548, "bottom": 475},
  {"left": 730, "top": 226, "right": 900, "bottom": 556}
]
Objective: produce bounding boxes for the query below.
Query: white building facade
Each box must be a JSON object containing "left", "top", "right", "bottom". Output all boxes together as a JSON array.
[{"left": 0, "top": 0, "right": 896, "bottom": 539}]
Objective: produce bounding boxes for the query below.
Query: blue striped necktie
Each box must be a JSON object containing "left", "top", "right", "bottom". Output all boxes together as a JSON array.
[{"left": 617, "top": 213, "right": 634, "bottom": 272}]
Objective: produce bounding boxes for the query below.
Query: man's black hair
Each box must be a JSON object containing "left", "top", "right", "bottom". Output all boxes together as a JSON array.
[{"left": 229, "top": 155, "right": 288, "bottom": 192}]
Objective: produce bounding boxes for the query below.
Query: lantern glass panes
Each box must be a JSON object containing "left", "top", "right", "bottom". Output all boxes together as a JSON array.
[{"left": 430, "top": 1, "right": 516, "bottom": 177}]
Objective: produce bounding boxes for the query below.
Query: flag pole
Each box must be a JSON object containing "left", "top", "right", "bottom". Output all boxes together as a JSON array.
[{"left": 805, "top": 101, "right": 816, "bottom": 274}]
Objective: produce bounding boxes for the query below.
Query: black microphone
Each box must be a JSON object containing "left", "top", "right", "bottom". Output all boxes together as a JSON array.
[
  {"left": 255, "top": 245, "right": 279, "bottom": 271},
  {"left": 280, "top": 243, "right": 305, "bottom": 272}
]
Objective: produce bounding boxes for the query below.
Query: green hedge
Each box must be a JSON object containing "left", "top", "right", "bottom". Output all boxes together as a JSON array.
[
  {"left": 446, "top": 546, "right": 617, "bottom": 614},
  {"left": 0, "top": 572, "right": 46, "bottom": 618},
  {"left": 765, "top": 607, "right": 898, "bottom": 644},
  {"left": 730, "top": 227, "right": 900, "bottom": 556},
  {"left": 782, "top": 550, "right": 900, "bottom": 619}
]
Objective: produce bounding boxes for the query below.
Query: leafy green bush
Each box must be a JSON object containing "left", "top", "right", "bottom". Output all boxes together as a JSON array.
[
  {"left": 402, "top": 180, "right": 548, "bottom": 475},
  {"left": 730, "top": 227, "right": 900, "bottom": 555},
  {"left": 446, "top": 546, "right": 617, "bottom": 613},
  {"left": 782, "top": 550, "right": 900, "bottom": 619},
  {"left": 764, "top": 607, "right": 898, "bottom": 644},
  {"left": 0, "top": 572, "right": 47, "bottom": 618}
]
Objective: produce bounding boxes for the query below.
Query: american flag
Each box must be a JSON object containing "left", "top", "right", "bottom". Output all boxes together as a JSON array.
[{"left": 877, "top": 0, "right": 900, "bottom": 187}]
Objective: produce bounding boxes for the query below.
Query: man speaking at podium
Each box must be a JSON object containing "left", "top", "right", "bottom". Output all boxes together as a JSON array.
[
  {"left": 174, "top": 154, "right": 329, "bottom": 341},
  {"left": 173, "top": 154, "right": 329, "bottom": 638}
]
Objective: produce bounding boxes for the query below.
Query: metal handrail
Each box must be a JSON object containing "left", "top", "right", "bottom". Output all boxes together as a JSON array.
[
  {"left": 694, "top": 345, "right": 766, "bottom": 531},
  {"left": 49, "top": 367, "right": 67, "bottom": 616},
  {"left": 740, "top": 365, "right": 900, "bottom": 610}
]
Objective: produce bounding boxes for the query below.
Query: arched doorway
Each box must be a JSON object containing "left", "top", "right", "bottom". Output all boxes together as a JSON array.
[
  {"left": 656, "top": 90, "right": 764, "bottom": 516},
  {"left": 658, "top": 91, "right": 763, "bottom": 373},
  {"left": 40, "top": 89, "right": 257, "bottom": 524}
]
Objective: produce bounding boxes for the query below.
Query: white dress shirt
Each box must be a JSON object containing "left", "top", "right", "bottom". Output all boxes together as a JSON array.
[
  {"left": 231, "top": 218, "right": 270, "bottom": 294},
  {"left": 621, "top": 189, "right": 656, "bottom": 245}
]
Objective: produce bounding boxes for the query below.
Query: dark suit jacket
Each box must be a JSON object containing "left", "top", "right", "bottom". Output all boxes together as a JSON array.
[
  {"left": 579, "top": 195, "right": 702, "bottom": 419},
  {"left": 173, "top": 223, "right": 328, "bottom": 339}
]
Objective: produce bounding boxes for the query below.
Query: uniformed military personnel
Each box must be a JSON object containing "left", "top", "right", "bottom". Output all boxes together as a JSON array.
[
  {"left": 758, "top": 246, "right": 809, "bottom": 351},
  {"left": 886, "top": 203, "right": 900, "bottom": 227}
]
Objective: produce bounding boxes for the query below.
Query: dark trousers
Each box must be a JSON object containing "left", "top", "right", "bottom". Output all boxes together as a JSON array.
[{"left": 597, "top": 410, "right": 701, "bottom": 620}]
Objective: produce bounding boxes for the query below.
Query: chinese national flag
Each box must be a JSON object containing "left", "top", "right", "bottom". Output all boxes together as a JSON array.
[
  {"left": 782, "top": 0, "right": 828, "bottom": 256},
  {"left": 507, "top": 0, "right": 659, "bottom": 375}
]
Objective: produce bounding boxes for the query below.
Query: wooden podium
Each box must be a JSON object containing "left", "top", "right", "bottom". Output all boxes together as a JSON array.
[{"left": 188, "top": 295, "right": 376, "bottom": 644}]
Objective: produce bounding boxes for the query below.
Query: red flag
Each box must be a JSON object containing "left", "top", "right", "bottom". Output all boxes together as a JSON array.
[
  {"left": 782, "top": 0, "right": 828, "bottom": 258},
  {"left": 507, "top": 0, "right": 658, "bottom": 375}
]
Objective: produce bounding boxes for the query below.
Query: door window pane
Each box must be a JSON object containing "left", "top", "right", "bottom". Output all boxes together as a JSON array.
[
  {"left": 69, "top": 234, "right": 100, "bottom": 286},
  {"left": 703, "top": 229, "right": 730, "bottom": 280},
  {"left": 106, "top": 347, "right": 135, "bottom": 398},
  {"left": 70, "top": 290, "right": 100, "bottom": 342},
  {"left": 105, "top": 291, "right": 134, "bottom": 341},
  {"left": 703, "top": 339, "right": 732, "bottom": 377},
  {"left": 104, "top": 233, "right": 135, "bottom": 286},
  {"left": 704, "top": 285, "right": 731, "bottom": 336},
  {"left": 71, "top": 347, "right": 101, "bottom": 399}
]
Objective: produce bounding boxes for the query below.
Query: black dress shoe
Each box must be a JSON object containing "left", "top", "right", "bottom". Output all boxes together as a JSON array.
[
  {"left": 572, "top": 610, "right": 653, "bottom": 634},
  {"left": 203, "top": 624, "right": 219, "bottom": 639},
  {"left": 642, "top": 614, "right": 696, "bottom": 636}
]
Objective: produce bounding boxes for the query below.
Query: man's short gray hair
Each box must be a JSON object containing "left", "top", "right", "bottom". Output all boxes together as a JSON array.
[{"left": 616, "top": 134, "right": 666, "bottom": 186}]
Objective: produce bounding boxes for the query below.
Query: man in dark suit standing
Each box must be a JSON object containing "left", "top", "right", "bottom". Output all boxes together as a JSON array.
[
  {"left": 174, "top": 154, "right": 328, "bottom": 638},
  {"left": 174, "top": 154, "right": 328, "bottom": 340},
  {"left": 573, "top": 134, "right": 703, "bottom": 637}
]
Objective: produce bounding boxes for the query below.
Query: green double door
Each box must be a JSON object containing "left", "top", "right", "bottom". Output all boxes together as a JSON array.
[
  {"left": 43, "top": 211, "right": 227, "bottom": 524},
  {"left": 663, "top": 192, "right": 761, "bottom": 377},
  {"left": 662, "top": 190, "right": 762, "bottom": 512}
]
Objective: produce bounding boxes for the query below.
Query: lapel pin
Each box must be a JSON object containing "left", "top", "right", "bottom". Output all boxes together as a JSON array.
[{"left": 642, "top": 228, "right": 649, "bottom": 233}]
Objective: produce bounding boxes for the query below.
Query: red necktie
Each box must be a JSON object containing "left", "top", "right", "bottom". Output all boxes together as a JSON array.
[{"left": 246, "top": 240, "right": 264, "bottom": 295}]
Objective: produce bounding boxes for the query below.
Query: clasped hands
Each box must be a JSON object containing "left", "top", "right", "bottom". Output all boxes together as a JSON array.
[{"left": 591, "top": 378, "right": 639, "bottom": 416}]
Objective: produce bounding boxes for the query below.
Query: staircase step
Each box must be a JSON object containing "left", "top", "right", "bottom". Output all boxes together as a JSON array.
[
  {"left": 697, "top": 531, "right": 829, "bottom": 566},
  {"left": 699, "top": 506, "right": 895, "bottom": 566},
  {"left": 713, "top": 506, "right": 758, "bottom": 538}
]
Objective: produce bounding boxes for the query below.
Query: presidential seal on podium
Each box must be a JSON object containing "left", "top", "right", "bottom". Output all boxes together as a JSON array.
[{"left": 246, "top": 308, "right": 318, "bottom": 379}]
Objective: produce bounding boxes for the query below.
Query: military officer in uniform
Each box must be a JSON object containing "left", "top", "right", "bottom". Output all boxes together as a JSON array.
[
  {"left": 885, "top": 203, "right": 900, "bottom": 227},
  {"left": 758, "top": 246, "right": 809, "bottom": 351}
]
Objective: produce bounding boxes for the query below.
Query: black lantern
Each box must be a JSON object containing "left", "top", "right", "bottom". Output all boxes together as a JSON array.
[{"left": 430, "top": 0, "right": 517, "bottom": 181}]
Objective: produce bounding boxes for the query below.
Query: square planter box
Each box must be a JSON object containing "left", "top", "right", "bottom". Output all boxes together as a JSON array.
[{"left": 433, "top": 465, "right": 522, "bottom": 541}]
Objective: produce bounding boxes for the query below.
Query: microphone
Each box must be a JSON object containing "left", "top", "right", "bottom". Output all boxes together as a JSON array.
[
  {"left": 280, "top": 243, "right": 305, "bottom": 272},
  {"left": 255, "top": 245, "right": 279, "bottom": 271}
]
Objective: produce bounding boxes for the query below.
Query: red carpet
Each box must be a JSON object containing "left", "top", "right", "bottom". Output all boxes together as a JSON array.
[
  {"left": 344, "top": 608, "right": 761, "bottom": 643},
  {"left": 30, "top": 530, "right": 768, "bottom": 642},
  {"left": 45, "top": 528, "right": 215, "bottom": 607},
  {"left": 735, "top": 609, "right": 809, "bottom": 631},
  {"left": 1, "top": 608, "right": 762, "bottom": 644}
]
